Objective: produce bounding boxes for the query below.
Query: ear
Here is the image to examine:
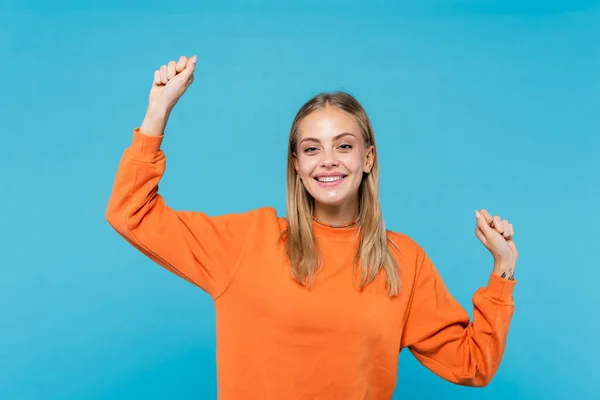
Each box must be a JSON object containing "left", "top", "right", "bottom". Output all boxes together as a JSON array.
[
  {"left": 363, "top": 145, "right": 375, "bottom": 173},
  {"left": 293, "top": 153, "right": 300, "bottom": 175}
]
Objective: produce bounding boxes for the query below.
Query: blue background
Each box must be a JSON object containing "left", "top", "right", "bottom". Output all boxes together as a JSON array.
[{"left": 1, "top": 0, "right": 599, "bottom": 398}]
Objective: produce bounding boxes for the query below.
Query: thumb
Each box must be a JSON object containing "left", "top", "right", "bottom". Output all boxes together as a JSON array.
[
  {"left": 181, "top": 55, "right": 197, "bottom": 76},
  {"left": 475, "top": 210, "right": 494, "bottom": 236}
]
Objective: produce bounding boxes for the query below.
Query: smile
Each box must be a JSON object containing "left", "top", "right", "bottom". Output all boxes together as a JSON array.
[
  {"left": 316, "top": 176, "right": 343, "bottom": 182},
  {"left": 314, "top": 174, "right": 347, "bottom": 187}
]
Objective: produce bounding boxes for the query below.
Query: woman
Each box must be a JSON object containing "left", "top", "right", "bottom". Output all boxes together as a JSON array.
[{"left": 106, "top": 55, "right": 518, "bottom": 399}]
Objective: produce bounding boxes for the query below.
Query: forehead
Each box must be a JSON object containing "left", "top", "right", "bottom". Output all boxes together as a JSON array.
[{"left": 297, "top": 107, "right": 360, "bottom": 139}]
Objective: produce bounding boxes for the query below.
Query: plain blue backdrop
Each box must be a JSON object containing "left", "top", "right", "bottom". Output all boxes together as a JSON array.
[{"left": 1, "top": 0, "right": 599, "bottom": 399}]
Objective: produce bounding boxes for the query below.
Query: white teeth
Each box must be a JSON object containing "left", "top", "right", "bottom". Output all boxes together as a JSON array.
[{"left": 317, "top": 176, "right": 343, "bottom": 182}]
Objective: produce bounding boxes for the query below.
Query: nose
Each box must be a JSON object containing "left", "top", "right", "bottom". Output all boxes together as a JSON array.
[{"left": 320, "top": 149, "right": 339, "bottom": 168}]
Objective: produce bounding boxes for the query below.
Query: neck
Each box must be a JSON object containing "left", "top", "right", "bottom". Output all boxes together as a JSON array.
[{"left": 313, "top": 202, "right": 359, "bottom": 227}]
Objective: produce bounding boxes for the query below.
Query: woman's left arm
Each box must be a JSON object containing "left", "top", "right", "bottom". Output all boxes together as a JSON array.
[{"left": 400, "top": 209, "right": 518, "bottom": 387}]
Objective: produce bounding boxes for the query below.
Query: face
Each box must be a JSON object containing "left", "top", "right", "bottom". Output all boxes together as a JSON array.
[{"left": 294, "top": 107, "right": 374, "bottom": 212}]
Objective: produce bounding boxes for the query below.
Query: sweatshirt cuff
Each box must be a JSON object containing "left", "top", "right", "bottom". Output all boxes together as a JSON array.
[
  {"left": 128, "top": 127, "right": 164, "bottom": 159},
  {"left": 485, "top": 272, "right": 516, "bottom": 302}
]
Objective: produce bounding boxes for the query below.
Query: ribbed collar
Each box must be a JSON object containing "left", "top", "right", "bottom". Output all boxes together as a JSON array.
[{"left": 311, "top": 220, "right": 360, "bottom": 242}]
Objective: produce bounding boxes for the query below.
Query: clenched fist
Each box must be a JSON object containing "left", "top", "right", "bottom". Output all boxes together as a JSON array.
[
  {"left": 149, "top": 55, "right": 197, "bottom": 112},
  {"left": 474, "top": 209, "right": 518, "bottom": 280},
  {"left": 140, "top": 55, "right": 197, "bottom": 136}
]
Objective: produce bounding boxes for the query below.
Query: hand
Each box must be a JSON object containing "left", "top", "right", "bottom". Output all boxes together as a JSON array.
[
  {"left": 148, "top": 55, "right": 197, "bottom": 115},
  {"left": 474, "top": 209, "right": 518, "bottom": 280}
]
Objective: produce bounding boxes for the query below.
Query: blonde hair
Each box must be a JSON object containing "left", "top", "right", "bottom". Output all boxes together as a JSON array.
[{"left": 282, "top": 91, "right": 401, "bottom": 296}]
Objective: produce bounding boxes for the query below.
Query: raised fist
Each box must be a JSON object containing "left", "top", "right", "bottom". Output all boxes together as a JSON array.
[{"left": 148, "top": 55, "right": 197, "bottom": 113}]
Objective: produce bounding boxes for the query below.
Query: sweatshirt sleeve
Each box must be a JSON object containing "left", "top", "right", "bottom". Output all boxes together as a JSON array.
[
  {"left": 105, "top": 128, "right": 258, "bottom": 298},
  {"left": 400, "top": 247, "right": 516, "bottom": 387}
]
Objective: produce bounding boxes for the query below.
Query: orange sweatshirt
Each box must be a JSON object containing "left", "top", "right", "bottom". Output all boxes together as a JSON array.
[{"left": 106, "top": 128, "right": 516, "bottom": 400}]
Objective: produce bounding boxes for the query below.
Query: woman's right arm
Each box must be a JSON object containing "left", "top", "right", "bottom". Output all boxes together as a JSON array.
[{"left": 105, "top": 56, "right": 258, "bottom": 298}]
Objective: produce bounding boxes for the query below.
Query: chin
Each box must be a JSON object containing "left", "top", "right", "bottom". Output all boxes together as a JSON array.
[
  {"left": 312, "top": 195, "right": 346, "bottom": 206},
  {"left": 308, "top": 187, "right": 352, "bottom": 207}
]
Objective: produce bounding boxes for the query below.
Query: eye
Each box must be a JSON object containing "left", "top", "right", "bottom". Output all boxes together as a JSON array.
[
  {"left": 339, "top": 144, "right": 353, "bottom": 150},
  {"left": 304, "top": 146, "right": 318, "bottom": 153}
]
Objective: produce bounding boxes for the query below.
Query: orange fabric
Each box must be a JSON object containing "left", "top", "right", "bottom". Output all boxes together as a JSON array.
[{"left": 106, "top": 128, "right": 516, "bottom": 399}]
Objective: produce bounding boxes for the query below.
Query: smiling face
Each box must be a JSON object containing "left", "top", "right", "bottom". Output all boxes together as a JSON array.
[{"left": 293, "top": 107, "right": 374, "bottom": 221}]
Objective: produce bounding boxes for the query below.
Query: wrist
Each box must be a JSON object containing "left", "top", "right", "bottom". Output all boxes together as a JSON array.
[
  {"left": 140, "top": 107, "right": 170, "bottom": 136},
  {"left": 493, "top": 260, "right": 516, "bottom": 280}
]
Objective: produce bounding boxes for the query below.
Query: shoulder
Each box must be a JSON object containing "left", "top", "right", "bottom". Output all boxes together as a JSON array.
[
  {"left": 201, "top": 206, "right": 283, "bottom": 233},
  {"left": 385, "top": 229, "right": 427, "bottom": 272},
  {"left": 256, "top": 206, "right": 289, "bottom": 232},
  {"left": 240, "top": 206, "right": 290, "bottom": 234},
  {"left": 386, "top": 229, "right": 424, "bottom": 255},
  {"left": 250, "top": 206, "right": 286, "bottom": 226},
  {"left": 209, "top": 205, "right": 279, "bottom": 220}
]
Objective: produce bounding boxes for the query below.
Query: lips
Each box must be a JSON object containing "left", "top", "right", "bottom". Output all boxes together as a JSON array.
[
  {"left": 313, "top": 173, "right": 347, "bottom": 187},
  {"left": 315, "top": 175, "right": 345, "bottom": 183}
]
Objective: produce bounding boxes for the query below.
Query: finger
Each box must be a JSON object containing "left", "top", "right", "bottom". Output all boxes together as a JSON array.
[
  {"left": 153, "top": 70, "right": 161, "bottom": 86},
  {"left": 182, "top": 55, "right": 197, "bottom": 76},
  {"left": 176, "top": 56, "right": 188, "bottom": 73},
  {"left": 509, "top": 223, "right": 514, "bottom": 238},
  {"left": 502, "top": 220, "right": 511, "bottom": 239},
  {"left": 167, "top": 60, "right": 177, "bottom": 80},
  {"left": 479, "top": 209, "right": 494, "bottom": 225},
  {"left": 492, "top": 216, "right": 504, "bottom": 234},
  {"left": 160, "top": 65, "right": 168, "bottom": 84},
  {"left": 475, "top": 210, "right": 493, "bottom": 235}
]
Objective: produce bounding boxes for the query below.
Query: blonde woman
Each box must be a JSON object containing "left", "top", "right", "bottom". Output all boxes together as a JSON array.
[{"left": 106, "top": 55, "right": 518, "bottom": 399}]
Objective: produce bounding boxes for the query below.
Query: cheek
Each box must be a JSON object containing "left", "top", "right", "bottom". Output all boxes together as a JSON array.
[
  {"left": 298, "top": 157, "right": 318, "bottom": 177},
  {"left": 342, "top": 153, "right": 365, "bottom": 172}
]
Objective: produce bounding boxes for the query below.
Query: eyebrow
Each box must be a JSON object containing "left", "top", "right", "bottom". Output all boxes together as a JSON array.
[{"left": 299, "top": 132, "right": 356, "bottom": 145}]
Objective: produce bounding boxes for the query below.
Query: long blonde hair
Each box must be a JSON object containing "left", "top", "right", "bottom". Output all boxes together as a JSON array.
[{"left": 283, "top": 91, "right": 401, "bottom": 296}]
